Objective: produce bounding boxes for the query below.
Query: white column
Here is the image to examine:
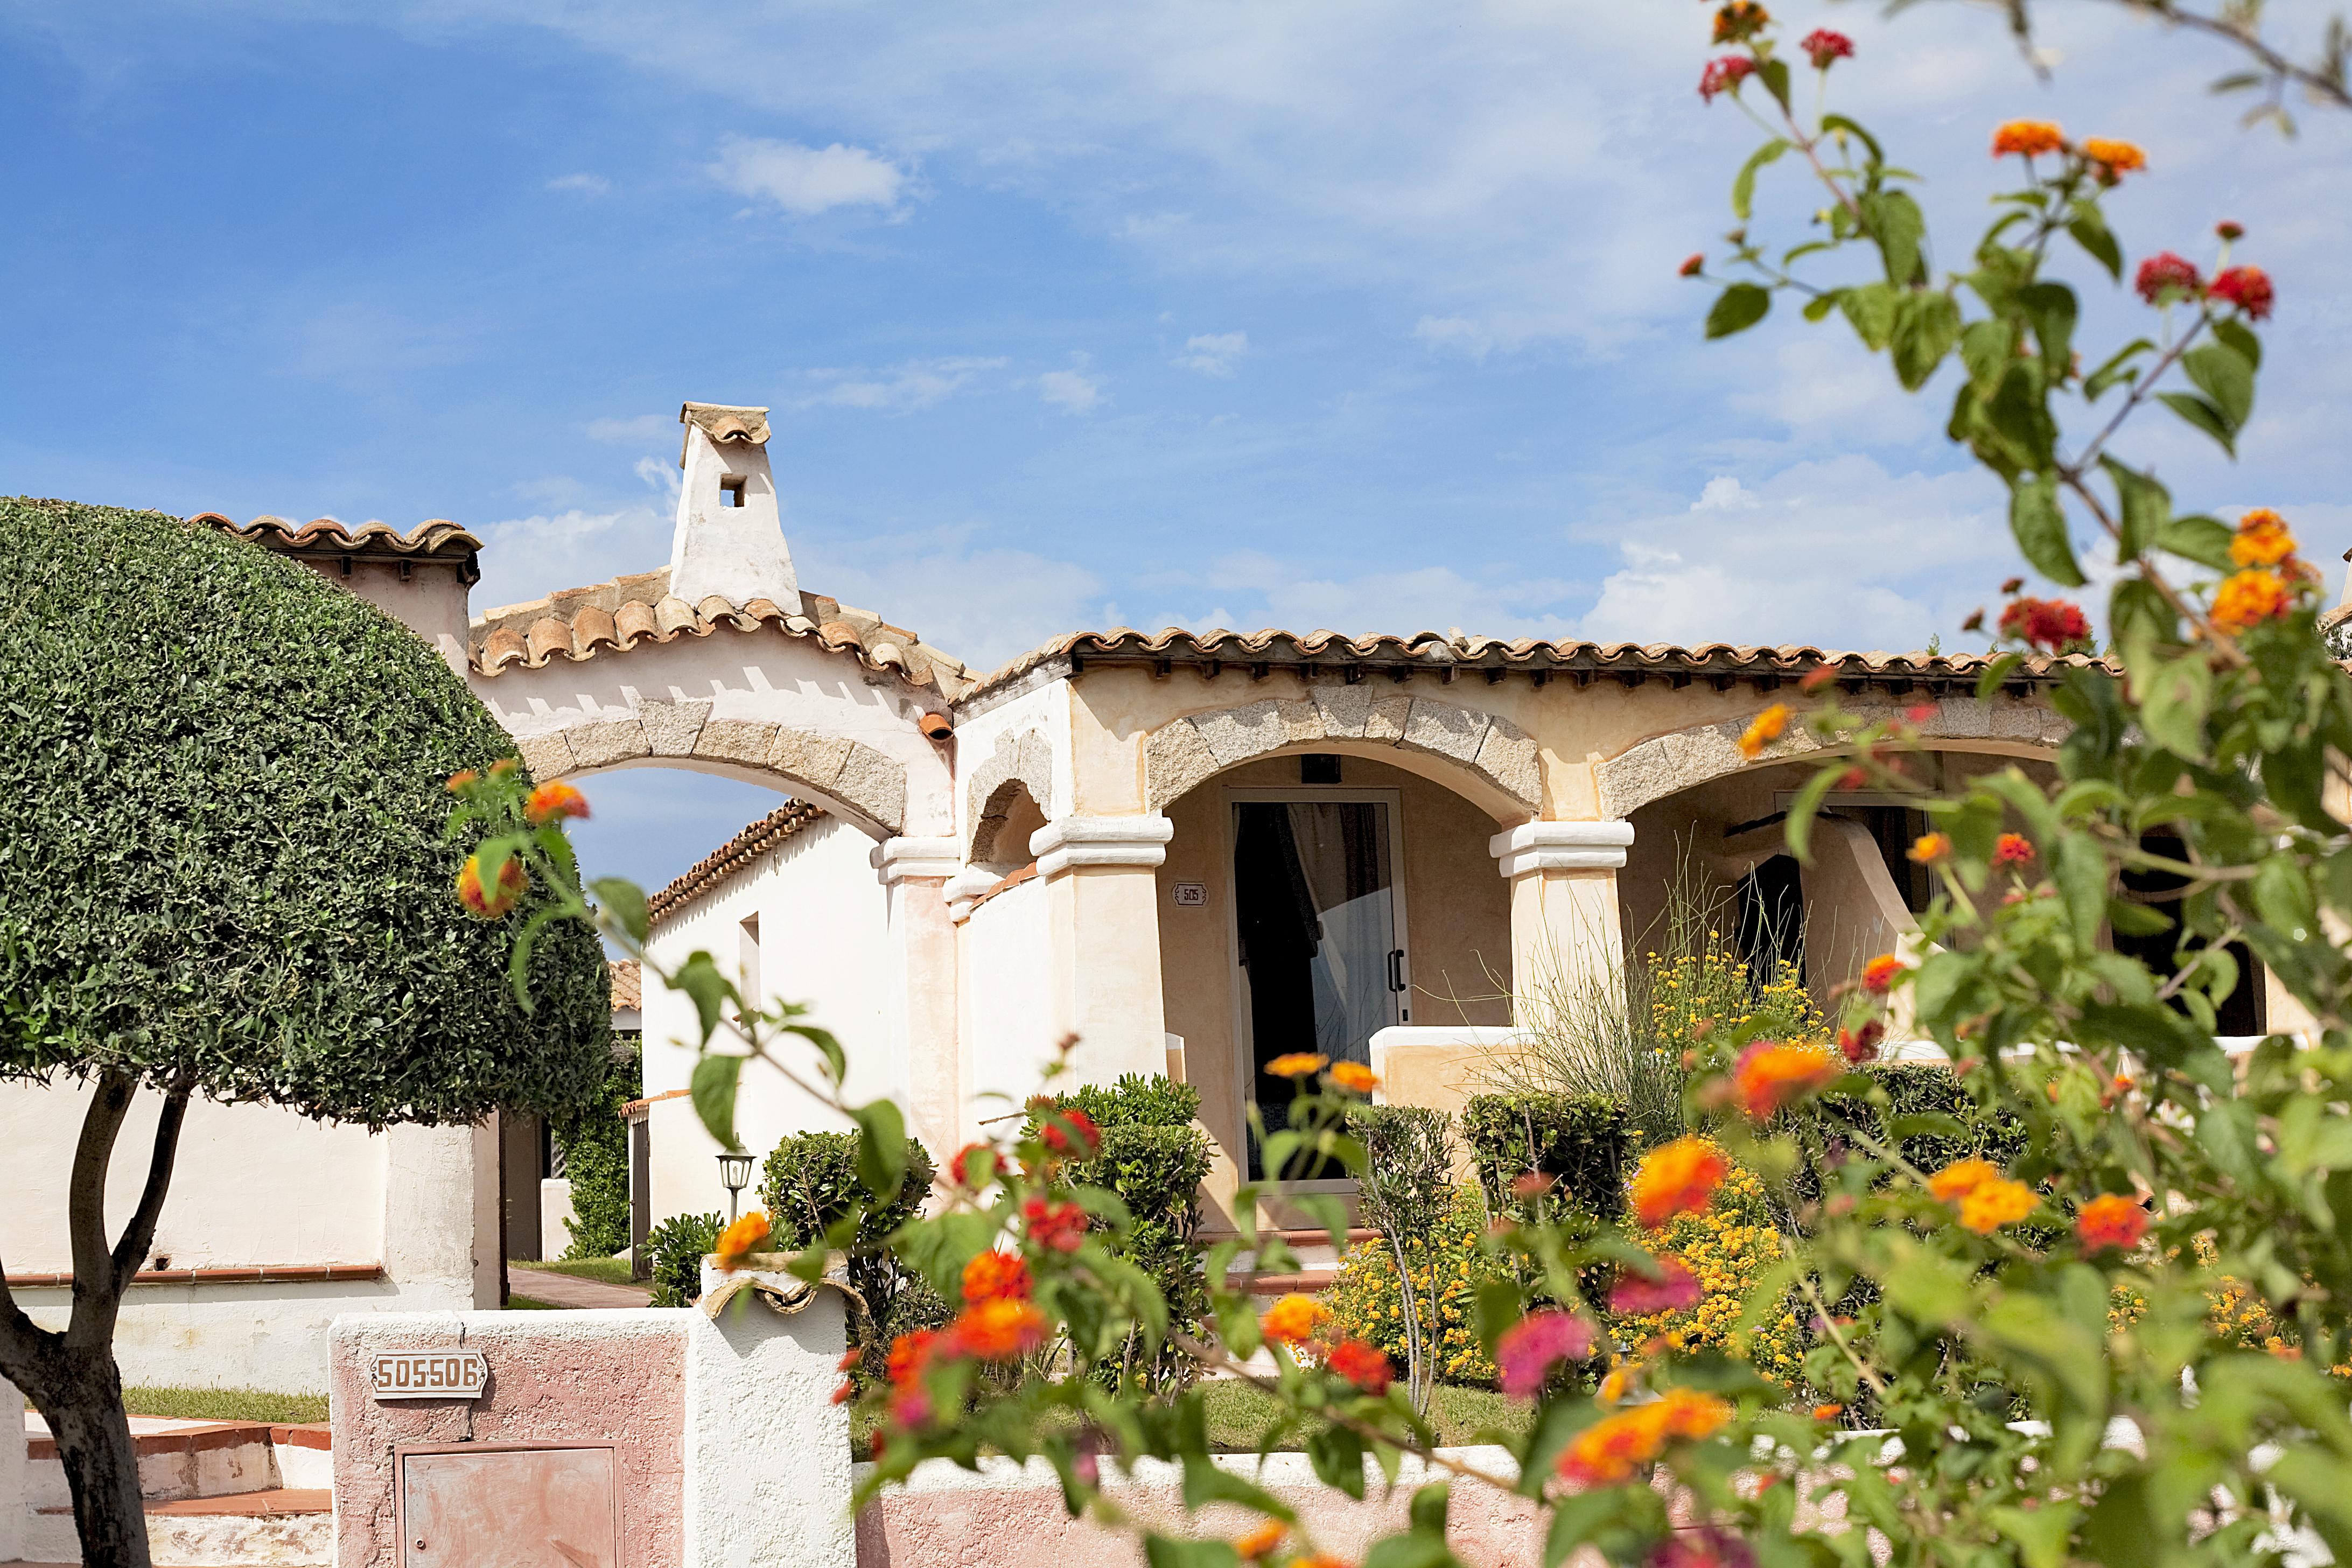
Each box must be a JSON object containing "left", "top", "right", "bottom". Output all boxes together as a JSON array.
[
  {"left": 1030, "top": 815, "right": 1175, "bottom": 1088},
  {"left": 684, "top": 1275, "right": 852, "bottom": 1567},
  {"left": 871, "top": 837, "right": 963, "bottom": 1160},
  {"left": 1489, "top": 821, "right": 1635, "bottom": 1025}
]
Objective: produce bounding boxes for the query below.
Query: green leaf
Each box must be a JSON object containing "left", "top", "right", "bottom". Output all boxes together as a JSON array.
[
  {"left": 1820, "top": 113, "right": 1884, "bottom": 165},
  {"left": 1308, "top": 1425, "right": 1367, "bottom": 1499},
  {"left": 670, "top": 950, "right": 734, "bottom": 1046},
  {"left": 2082, "top": 337, "right": 2154, "bottom": 402},
  {"left": 2066, "top": 204, "right": 2123, "bottom": 280},
  {"left": 1408, "top": 1482, "right": 1452, "bottom": 1538},
  {"left": 2097, "top": 456, "right": 2171, "bottom": 562},
  {"left": 1860, "top": 188, "right": 1927, "bottom": 284},
  {"left": 590, "top": 877, "right": 650, "bottom": 946},
  {"left": 2182, "top": 341, "right": 2256, "bottom": 429},
  {"left": 1838, "top": 281, "right": 1899, "bottom": 350},
  {"left": 2106, "top": 899, "right": 2172, "bottom": 937},
  {"left": 1891, "top": 292, "right": 1962, "bottom": 389},
  {"left": 1756, "top": 56, "right": 1792, "bottom": 114},
  {"left": 1705, "top": 283, "right": 1772, "bottom": 339},
  {"left": 1732, "top": 138, "right": 1790, "bottom": 220},
  {"left": 1363, "top": 1537, "right": 1458, "bottom": 1568},
  {"left": 1783, "top": 760, "right": 1843, "bottom": 864},
  {"left": 1144, "top": 1538, "right": 1242, "bottom": 1568},
  {"left": 690, "top": 1052, "right": 744, "bottom": 1153},
  {"left": 2210, "top": 316, "right": 2262, "bottom": 370},
  {"left": 852, "top": 1097, "right": 909, "bottom": 1201},
  {"left": 2156, "top": 513, "right": 2237, "bottom": 571},
  {"left": 2157, "top": 390, "right": 2237, "bottom": 455},
  {"left": 2138, "top": 653, "right": 2214, "bottom": 760},
  {"left": 2009, "top": 477, "right": 2086, "bottom": 587},
  {"left": 2053, "top": 834, "right": 2110, "bottom": 947},
  {"left": 2017, "top": 281, "right": 2077, "bottom": 374}
]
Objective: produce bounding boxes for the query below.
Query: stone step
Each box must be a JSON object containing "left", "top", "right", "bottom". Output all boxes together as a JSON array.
[
  {"left": 25, "top": 1418, "right": 282, "bottom": 1508},
  {"left": 25, "top": 1488, "right": 332, "bottom": 1567}
]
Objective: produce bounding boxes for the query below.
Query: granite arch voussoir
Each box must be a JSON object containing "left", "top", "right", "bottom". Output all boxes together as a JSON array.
[
  {"left": 1143, "top": 691, "right": 1540, "bottom": 812},
  {"left": 521, "top": 708, "right": 909, "bottom": 837},
  {"left": 1594, "top": 697, "right": 2070, "bottom": 820}
]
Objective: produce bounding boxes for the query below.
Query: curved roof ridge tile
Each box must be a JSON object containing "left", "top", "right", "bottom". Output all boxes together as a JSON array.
[{"left": 647, "top": 801, "right": 829, "bottom": 925}]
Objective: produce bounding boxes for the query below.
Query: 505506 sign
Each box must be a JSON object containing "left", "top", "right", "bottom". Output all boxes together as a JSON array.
[{"left": 370, "top": 1349, "right": 487, "bottom": 1401}]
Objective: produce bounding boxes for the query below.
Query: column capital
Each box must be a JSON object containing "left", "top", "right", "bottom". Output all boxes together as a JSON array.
[
  {"left": 1030, "top": 814, "right": 1174, "bottom": 879},
  {"left": 943, "top": 867, "right": 1000, "bottom": 924},
  {"left": 1488, "top": 819, "right": 1634, "bottom": 878},
  {"left": 871, "top": 836, "right": 962, "bottom": 884}
]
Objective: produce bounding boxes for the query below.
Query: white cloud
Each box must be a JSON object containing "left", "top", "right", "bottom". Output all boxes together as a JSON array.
[
  {"left": 1144, "top": 549, "right": 1584, "bottom": 641},
  {"left": 796, "top": 356, "right": 1006, "bottom": 412},
  {"left": 795, "top": 527, "right": 1107, "bottom": 669},
  {"left": 1574, "top": 456, "right": 2015, "bottom": 652},
  {"left": 472, "top": 503, "right": 669, "bottom": 614},
  {"left": 1038, "top": 368, "right": 1101, "bottom": 412},
  {"left": 1172, "top": 331, "right": 1248, "bottom": 377},
  {"left": 710, "top": 136, "right": 906, "bottom": 216},
  {"left": 545, "top": 172, "right": 611, "bottom": 194},
  {"left": 587, "top": 413, "right": 671, "bottom": 443}
]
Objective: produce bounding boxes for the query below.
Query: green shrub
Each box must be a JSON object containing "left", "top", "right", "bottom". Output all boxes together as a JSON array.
[
  {"left": 1460, "top": 1091, "right": 1634, "bottom": 1220},
  {"left": 0, "top": 500, "right": 611, "bottom": 1123},
  {"left": 1058, "top": 1073, "right": 1202, "bottom": 1130},
  {"left": 1327, "top": 1188, "right": 1504, "bottom": 1386},
  {"left": 1038, "top": 1076, "right": 1212, "bottom": 1388},
  {"left": 645, "top": 1212, "right": 723, "bottom": 1307},
  {"left": 1346, "top": 1104, "right": 1455, "bottom": 1406},
  {"left": 559, "top": 1039, "right": 641, "bottom": 1260},
  {"left": 758, "top": 1130, "right": 936, "bottom": 1372},
  {"left": 1814, "top": 1061, "right": 2027, "bottom": 1177}
]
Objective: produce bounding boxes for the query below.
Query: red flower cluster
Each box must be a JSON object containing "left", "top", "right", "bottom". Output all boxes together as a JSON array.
[
  {"left": 2134, "top": 251, "right": 2202, "bottom": 306},
  {"left": 2075, "top": 1193, "right": 2151, "bottom": 1254},
  {"left": 962, "top": 1249, "right": 1032, "bottom": 1304},
  {"left": 1994, "top": 832, "right": 2036, "bottom": 866},
  {"left": 1023, "top": 1196, "right": 1087, "bottom": 1254},
  {"left": 1698, "top": 55, "right": 1755, "bottom": 102},
  {"left": 1495, "top": 1310, "right": 1597, "bottom": 1397},
  {"left": 1028, "top": 1099, "right": 1102, "bottom": 1158},
  {"left": 1609, "top": 1256, "right": 1703, "bottom": 1316},
  {"left": 1861, "top": 954, "right": 1905, "bottom": 995},
  {"left": 1836, "top": 1020, "right": 1883, "bottom": 1065},
  {"left": 1801, "top": 28, "right": 1853, "bottom": 69},
  {"left": 2209, "top": 264, "right": 2274, "bottom": 321},
  {"left": 1324, "top": 1338, "right": 1394, "bottom": 1395},
  {"left": 1999, "top": 596, "right": 2092, "bottom": 653},
  {"left": 949, "top": 1142, "right": 997, "bottom": 1188}
]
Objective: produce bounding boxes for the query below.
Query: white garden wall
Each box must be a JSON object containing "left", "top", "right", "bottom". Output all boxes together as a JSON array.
[{"left": 956, "top": 875, "right": 1056, "bottom": 1144}]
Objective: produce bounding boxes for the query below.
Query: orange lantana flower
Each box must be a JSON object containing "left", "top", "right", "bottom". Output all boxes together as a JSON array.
[
  {"left": 1261, "top": 1293, "right": 1332, "bottom": 1346},
  {"left": 714, "top": 1209, "right": 771, "bottom": 1269},
  {"left": 1556, "top": 1388, "right": 1733, "bottom": 1487},
  {"left": 2076, "top": 1193, "right": 2150, "bottom": 1254},
  {"left": 2211, "top": 569, "right": 2292, "bottom": 634},
  {"left": 2080, "top": 137, "right": 2145, "bottom": 175},
  {"left": 951, "top": 1298, "right": 1048, "bottom": 1361},
  {"left": 1236, "top": 1521, "right": 1287, "bottom": 1561},
  {"left": 1630, "top": 1136, "right": 1728, "bottom": 1229},
  {"left": 1738, "top": 702, "right": 1791, "bottom": 759},
  {"left": 455, "top": 852, "right": 528, "bottom": 919},
  {"left": 1908, "top": 832, "right": 1952, "bottom": 865},
  {"left": 1992, "top": 120, "right": 2064, "bottom": 157},
  {"left": 1958, "top": 1178, "right": 2037, "bottom": 1234},
  {"left": 1265, "top": 1052, "right": 1330, "bottom": 1079},
  {"left": 1860, "top": 954, "right": 1905, "bottom": 995},
  {"left": 962, "top": 1249, "right": 1033, "bottom": 1305},
  {"left": 2231, "top": 509, "right": 2298, "bottom": 568},
  {"left": 524, "top": 780, "right": 590, "bottom": 824},
  {"left": 1328, "top": 1061, "right": 1379, "bottom": 1094},
  {"left": 1732, "top": 1040, "right": 1841, "bottom": 1119},
  {"left": 1927, "top": 1158, "right": 1999, "bottom": 1203}
]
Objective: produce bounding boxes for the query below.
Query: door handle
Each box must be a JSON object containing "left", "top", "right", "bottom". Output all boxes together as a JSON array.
[{"left": 1387, "top": 949, "right": 1406, "bottom": 993}]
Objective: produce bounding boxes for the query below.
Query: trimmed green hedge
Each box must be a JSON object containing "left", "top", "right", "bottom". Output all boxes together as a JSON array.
[
  {"left": 0, "top": 499, "right": 610, "bottom": 1123},
  {"left": 646, "top": 1212, "right": 722, "bottom": 1307},
  {"left": 1460, "top": 1091, "right": 1635, "bottom": 1220},
  {"left": 759, "top": 1131, "right": 936, "bottom": 1372},
  {"left": 1058, "top": 1073, "right": 1203, "bottom": 1130},
  {"left": 1814, "top": 1061, "right": 2028, "bottom": 1176},
  {"left": 559, "top": 1039, "right": 640, "bottom": 1260}
]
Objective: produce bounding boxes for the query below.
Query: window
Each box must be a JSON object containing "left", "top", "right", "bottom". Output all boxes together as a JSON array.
[
  {"left": 719, "top": 474, "right": 746, "bottom": 508},
  {"left": 738, "top": 913, "right": 761, "bottom": 1010}
]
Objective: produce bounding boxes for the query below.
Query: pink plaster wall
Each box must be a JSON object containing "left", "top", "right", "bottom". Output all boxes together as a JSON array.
[
  {"left": 330, "top": 1313, "right": 687, "bottom": 1568},
  {"left": 854, "top": 1459, "right": 1547, "bottom": 1568}
]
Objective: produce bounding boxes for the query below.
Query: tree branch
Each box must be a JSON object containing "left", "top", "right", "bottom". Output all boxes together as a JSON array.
[
  {"left": 66, "top": 1074, "right": 135, "bottom": 1323},
  {"left": 109, "top": 1081, "right": 193, "bottom": 1294}
]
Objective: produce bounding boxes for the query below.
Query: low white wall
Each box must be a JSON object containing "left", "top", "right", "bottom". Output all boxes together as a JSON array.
[
  {"left": 686, "top": 1269, "right": 853, "bottom": 1568},
  {"left": 541, "top": 1178, "right": 578, "bottom": 1260},
  {"left": 644, "top": 814, "right": 895, "bottom": 1226}
]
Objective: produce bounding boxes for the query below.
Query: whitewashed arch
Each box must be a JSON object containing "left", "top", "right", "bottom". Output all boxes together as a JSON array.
[
  {"left": 1595, "top": 694, "right": 2070, "bottom": 821},
  {"left": 963, "top": 727, "right": 1054, "bottom": 864},
  {"left": 1144, "top": 687, "right": 1540, "bottom": 821}
]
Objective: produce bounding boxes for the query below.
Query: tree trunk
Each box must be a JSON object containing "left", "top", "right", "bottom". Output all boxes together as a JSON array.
[{"left": 37, "top": 1348, "right": 151, "bottom": 1568}]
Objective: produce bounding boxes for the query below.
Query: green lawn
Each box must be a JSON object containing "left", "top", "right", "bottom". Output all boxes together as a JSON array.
[
  {"left": 511, "top": 1256, "right": 636, "bottom": 1286},
  {"left": 506, "top": 1294, "right": 562, "bottom": 1310},
  {"left": 117, "top": 1386, "right": 329, "bottom": 1424}
]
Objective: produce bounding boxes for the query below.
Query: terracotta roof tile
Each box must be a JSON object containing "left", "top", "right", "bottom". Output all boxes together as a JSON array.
[
  {"left": 468, "top": 568, "right": 972, "bottom": 697},
  {"left": 968, "top": 626, "right": 2103, "bottom": 697},
  {"left": 607, "top": 960, "right": 642, "bottom": 1012},
  {"left": 192, "top": 513, "right": 481, "bottom": 584},
  {"left": 646, "top": 801, "right": 828, "bottom": 926}
]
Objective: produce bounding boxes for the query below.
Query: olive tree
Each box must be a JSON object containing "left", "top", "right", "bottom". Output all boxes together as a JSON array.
[{"left": 0, "top": 499, "right": 611, "bottom": 1568}]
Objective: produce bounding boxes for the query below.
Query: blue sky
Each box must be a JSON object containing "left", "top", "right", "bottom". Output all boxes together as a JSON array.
[{"left": 8, "top": 1, "right": 2349, "bottom": 887}]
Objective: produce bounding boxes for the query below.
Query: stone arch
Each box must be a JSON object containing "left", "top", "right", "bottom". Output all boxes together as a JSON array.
[
  {"left": 1594, "top": 694, "right": 2070, "bottom": 821},
  {"left": 962, "top": 728, "right": 1055, "bottom": 864},
  {"left": 512, "top": 698, "right": 909, "bottom": 838},
  {"left": 1144, "top": 687, "right": 1540, "bottom": 821}
]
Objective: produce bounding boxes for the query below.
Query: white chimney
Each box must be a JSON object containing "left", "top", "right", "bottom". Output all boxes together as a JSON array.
[{"left": 667, "top": 402, "right": 799, "bottom": 608}]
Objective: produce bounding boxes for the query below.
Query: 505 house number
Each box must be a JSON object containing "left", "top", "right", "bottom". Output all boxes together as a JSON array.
[
  {"left": 371, "top": 1350, "right": 488, "bottom": 1401},
  {"left": 1172, "top": 882, "right": 1208, "bottom": 906}
]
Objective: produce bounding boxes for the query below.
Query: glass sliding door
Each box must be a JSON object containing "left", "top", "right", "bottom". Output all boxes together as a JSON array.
[{"left": 1231, "top": 796, "right": 1405, "bottom": 1177}]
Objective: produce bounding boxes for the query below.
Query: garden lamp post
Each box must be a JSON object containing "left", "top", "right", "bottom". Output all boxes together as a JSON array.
[{"left": 717, "top": 1151, "right": 753, "bottom": 1221}]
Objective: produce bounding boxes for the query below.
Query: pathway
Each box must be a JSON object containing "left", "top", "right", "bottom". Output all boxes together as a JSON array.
[{"left": 508, "top": 1265, "right": 653, "bottom": 1308}]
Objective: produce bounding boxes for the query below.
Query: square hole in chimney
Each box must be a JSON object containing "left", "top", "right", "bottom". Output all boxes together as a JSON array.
[{"left": 719, "top": 474, "right": 746, "bottom": 507}]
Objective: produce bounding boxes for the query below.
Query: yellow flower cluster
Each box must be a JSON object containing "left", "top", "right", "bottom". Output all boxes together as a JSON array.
[
  {"left": 1612, "top": 1157, "right": 1805, "bottom": 1387},
  {"left": 1326, "top": 1188, "right": 1502, "bottom": 1385},
  {"left": 1645, "top": 947, "right": 1825, "bottom": 1060}
]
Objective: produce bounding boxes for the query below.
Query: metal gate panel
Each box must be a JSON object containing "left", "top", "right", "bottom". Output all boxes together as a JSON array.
[{"left": 399, "top": 1443, "right": 619, "bottom": 1568}]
